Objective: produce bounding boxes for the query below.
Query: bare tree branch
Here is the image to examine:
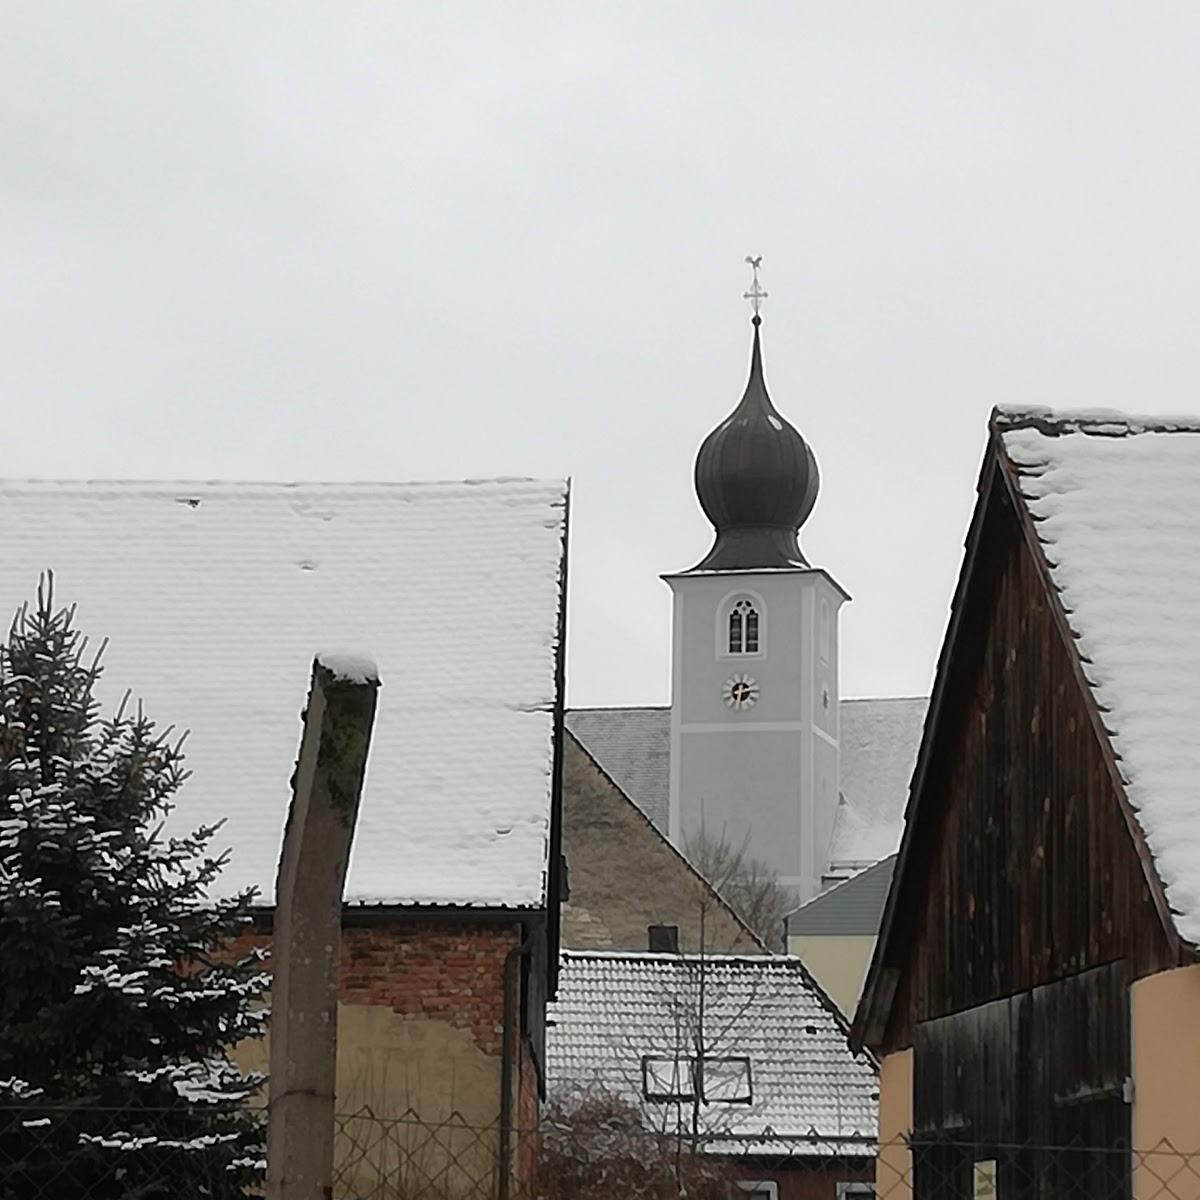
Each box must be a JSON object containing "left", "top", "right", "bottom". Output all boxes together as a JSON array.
[{"left": 684, "top": 828, "right": 791, "bottom": 951}]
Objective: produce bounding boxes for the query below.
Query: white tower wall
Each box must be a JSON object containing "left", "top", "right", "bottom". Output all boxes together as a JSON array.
[{"left": 665, "top": 568, "right": 846, "bottom": 905}]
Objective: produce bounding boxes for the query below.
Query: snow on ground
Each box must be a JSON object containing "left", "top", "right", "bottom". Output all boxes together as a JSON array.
[
  {"left": 0, "top": 478, "right": 568, "bottom": 909},
  {"left": 998, "top": 408, "right": 1200, "bottom": 944}
]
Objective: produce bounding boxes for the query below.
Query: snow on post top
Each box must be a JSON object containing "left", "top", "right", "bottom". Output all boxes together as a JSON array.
[
  {"left": 0, "top": 478, "right": 568, "bottom": 911},
  {"left": 995, "top": 407, "right": 1200, "bottom": 944},
  {"left": 315, "top": 652, "right": 380, "bottom": 686}
]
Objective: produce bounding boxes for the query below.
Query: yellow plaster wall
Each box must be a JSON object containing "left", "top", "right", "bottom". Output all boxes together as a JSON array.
[
  {"left": 1132, "top": 965, "right": 1200, "bottom": 1199},
  {"left": 235, "top": 1002, "right": 503, "bottom": 1199},
  {"left": 235, "top": 1001, "right": 502, "bottom": 1124},
  {"left": 876, "top": 1048, "right": 913, "bottom": 1200},
  {"left": 786, "top": 934, "right": 875, "bottom": 1016}
]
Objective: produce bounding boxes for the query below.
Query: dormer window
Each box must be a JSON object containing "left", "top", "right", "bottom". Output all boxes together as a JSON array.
[{"left": 729, "top": 599, "right": 760, "bottom": 655}]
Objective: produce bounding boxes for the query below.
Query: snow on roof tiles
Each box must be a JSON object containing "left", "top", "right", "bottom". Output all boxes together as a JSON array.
[
  {"left": 0, "top": 478, "right": 568, "bottom": 910},
  {"left": 997, "top": 408, "right": 1200, "bottom": 944},
  {"left": 546, "top": 950, "right": 878, "bottom": 1149}
]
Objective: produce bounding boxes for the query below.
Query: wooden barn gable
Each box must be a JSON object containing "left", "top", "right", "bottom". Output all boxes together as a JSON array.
[{"left": 853, "top": 413, "right": 1188, "bottom": 1058}]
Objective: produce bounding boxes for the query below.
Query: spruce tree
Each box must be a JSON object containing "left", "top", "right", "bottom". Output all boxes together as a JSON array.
[{"left": 0, "top": 578, "right": 268, "bottom": 1198}]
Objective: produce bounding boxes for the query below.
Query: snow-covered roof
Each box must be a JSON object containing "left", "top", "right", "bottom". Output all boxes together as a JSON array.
[
  {"left": 0, "top": 478, "right": 568, "bottom": 909},
  {"left": 567, "top": 698, "right": 925, "bottom": 877},
  {"left": 996, "top": 408, "right": 1200, "bottom": 944},
  {"left": 546, "top": 950, "right": 877, "bottom": 1152},
  {"left": 828, "top": 697, "right": 928, "bottom": 869}
]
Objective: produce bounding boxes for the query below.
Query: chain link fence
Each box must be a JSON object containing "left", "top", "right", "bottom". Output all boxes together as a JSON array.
[
  {"left": 5, "top": 1103, "right": 1200, "bottom": 1198},
  {"left": 333, "top": 1109, "right": 500, "bottom": 1200}
]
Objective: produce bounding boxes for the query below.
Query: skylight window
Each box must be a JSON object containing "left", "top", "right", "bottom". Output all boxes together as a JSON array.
[
  {"left": 641, "top": 1055, "right": 753, "bottom": 1104},
  {"left": 700, "top": 1056, "right": 753, "bottom": 1104},
  {"left": 642, "top": 1056, "right": 693, "bottom": 1102}
]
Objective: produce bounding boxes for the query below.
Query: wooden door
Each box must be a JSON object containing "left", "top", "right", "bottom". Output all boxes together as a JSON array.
[{"left": 911, "top": 962, "right": 1130, "bottom": 1199}]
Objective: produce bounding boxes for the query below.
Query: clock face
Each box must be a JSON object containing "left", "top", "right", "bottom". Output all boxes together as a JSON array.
[{"left": 723, "top": 673, "right": 759, "bottom": 711}]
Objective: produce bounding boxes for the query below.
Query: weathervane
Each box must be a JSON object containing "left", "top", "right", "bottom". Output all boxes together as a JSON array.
[{"left": 743, "top": 256, "right": 767, "bottom": 319}]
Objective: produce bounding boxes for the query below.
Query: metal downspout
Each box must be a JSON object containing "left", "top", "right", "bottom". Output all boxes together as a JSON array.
[{"left": 499, "top": 927, "right": 536, "bottom": 1200}]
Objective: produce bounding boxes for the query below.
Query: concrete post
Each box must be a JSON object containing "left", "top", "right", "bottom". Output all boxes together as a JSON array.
[{"left": 266, "top": 655, "right": 380, "bottom": 1200}]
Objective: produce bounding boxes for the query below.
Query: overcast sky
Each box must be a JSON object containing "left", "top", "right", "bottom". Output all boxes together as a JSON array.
[{"left": 4, "top": 4, "right": 1200, "bottom": 707}]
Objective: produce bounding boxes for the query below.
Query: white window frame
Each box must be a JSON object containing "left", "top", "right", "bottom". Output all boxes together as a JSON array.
[
  {"left": 836, "top": 1184, "right": 875, "bottom": 1198},
  {"left": 736, "top": 1182, "right": 779, "bottom": 1200},
  {"left": 641, "top": 1055, "right": 694, "bottom": 1102},
  {"left": 698, "top": 1055, "right": 753, "bottom": 1104},
  {"left": 641, "top": 1054, "right": 754, "bottom": 1105},
  {"left": 717, "top": 590, "right": 767, "bottom": 660}
]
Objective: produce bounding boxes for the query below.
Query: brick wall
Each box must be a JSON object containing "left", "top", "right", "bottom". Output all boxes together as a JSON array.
[
  {"left": 232, "top": 917, "right": 523, "bottom": 1059},
  {"left": 515, "top": 1038, "right": 541, "bottom": 1192},
  {"left": 230, "top": 912, "right": 547, "bottom": 1198},
  {"left": 729, "top": 1156, "right": 875, "bottom": 1200},
  {"left": 341, "top": 920, "right": 518, "bottom": 1057}
]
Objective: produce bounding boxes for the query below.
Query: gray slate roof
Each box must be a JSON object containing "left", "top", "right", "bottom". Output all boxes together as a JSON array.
[
  {"left": 566, "top": 697, "right": 926, "bottom": 868},
  {"left": 546, "top": 950, "right": 878, "bottom": 1152},
  {"left": 787, "top": 855, "right": 897, "bottom": 938},
  {"left": 566, "top": 706, "right": 671, "bottom": 830},
  {"left": 828, "top": 697, "right": 927, "bottom": 869}
]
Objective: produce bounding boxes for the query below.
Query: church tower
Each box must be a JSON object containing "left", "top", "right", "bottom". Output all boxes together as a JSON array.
[{"left": 664, "top": 266, "right": 847, "bottom": 905}]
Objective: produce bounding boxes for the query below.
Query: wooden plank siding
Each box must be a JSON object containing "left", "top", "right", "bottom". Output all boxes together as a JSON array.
[
  {"left": 913, "top": 962, "right": 1130, "bottom": 1141},
  {"left": 912, "top": 963, "right": 1131, "bottom": 1199},
  {"left": 880, "top": 467, "right": 1173, "bottom": 1055}
]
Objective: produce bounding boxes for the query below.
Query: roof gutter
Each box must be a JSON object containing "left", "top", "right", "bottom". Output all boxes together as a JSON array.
[
  {"left": 545, "top": 480, "right": 571, "bottom": 996},
  {"left": 245, "top": 903, "right": 546, "bottom": 931}
]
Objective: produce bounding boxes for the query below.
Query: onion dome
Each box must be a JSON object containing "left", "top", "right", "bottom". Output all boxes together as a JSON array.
[{"left": 690, "top": 315, "right": 820, "bottom": 571}]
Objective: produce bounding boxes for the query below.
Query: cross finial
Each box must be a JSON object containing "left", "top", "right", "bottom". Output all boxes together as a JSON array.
[{"left": 744, "top": 255, "right": 767, "bottom": 320}]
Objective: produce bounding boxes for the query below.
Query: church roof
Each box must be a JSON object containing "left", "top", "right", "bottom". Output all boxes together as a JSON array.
[
  {"left": 0, "top": 478, "right": 568, "bottom": 910},
  {"left": 565, "top": 706, "right": 671, "bottom": 831},
  {"left": 828, "top": 697, "right": 928, "bottom": 871},
  {"left": 566, "top": 697, "right": 925, "bottom": 871},
  {"left": 546, "top": 950, "right": 877, "bottom": 1153},
  {"left": 689, "top": 318, "right": 820, "bottom": 572}
]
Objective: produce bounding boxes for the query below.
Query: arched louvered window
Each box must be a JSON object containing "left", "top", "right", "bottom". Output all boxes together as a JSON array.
[{"left": 728, "top": 598, "right": 760, "bottom": 655}]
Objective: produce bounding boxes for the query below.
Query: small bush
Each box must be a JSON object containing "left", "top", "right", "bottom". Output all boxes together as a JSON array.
[{"left": 538, "top": 1089, "right": 734, "bottom": 1200}]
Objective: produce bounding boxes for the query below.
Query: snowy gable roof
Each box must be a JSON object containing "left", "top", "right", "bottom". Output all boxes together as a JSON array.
[
  {"left": 996, "top": 407, "right": 1200, "bottom": 944},
  {"left": 0, "top": 478, "right": 568, "bottom": 909},
  {"left": 546, "top": 951, "right": 877, "bottom": 1150}
]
